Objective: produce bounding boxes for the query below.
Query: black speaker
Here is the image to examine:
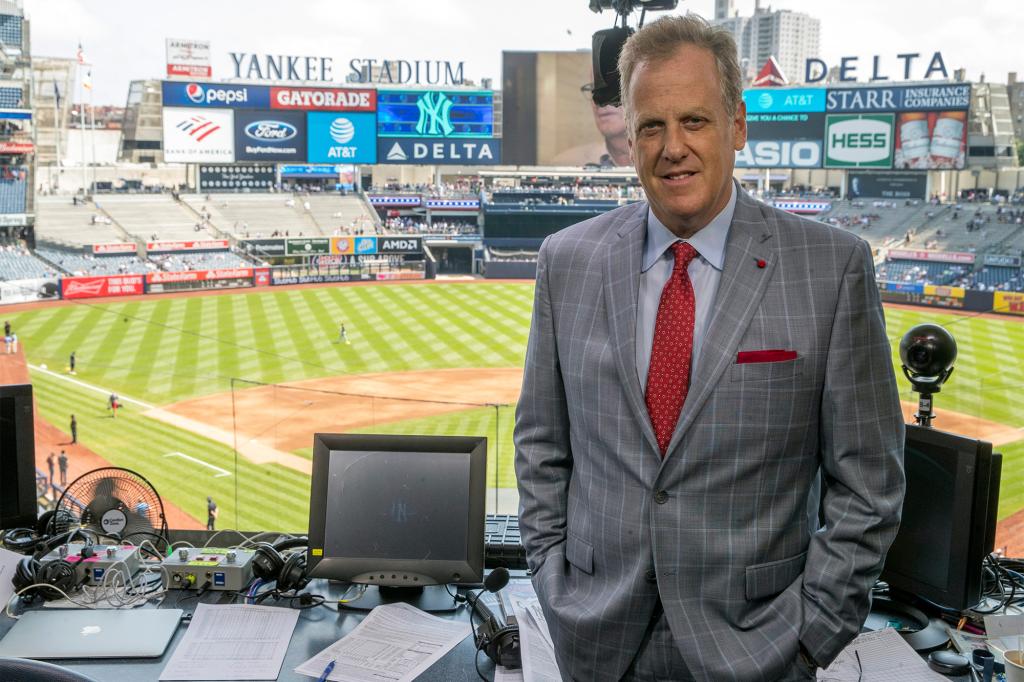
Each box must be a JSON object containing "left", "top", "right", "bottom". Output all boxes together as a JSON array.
[{"left": 0, "top": 383, "right": 37, "bottom": 530}]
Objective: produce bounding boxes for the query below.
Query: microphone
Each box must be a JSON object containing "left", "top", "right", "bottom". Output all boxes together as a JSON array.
[{"left": 470, "top": 567, "right": 521, "bottom": 668}]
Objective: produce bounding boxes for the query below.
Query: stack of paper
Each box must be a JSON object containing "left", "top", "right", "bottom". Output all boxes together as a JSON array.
[
  {"left": 508, "top": 594, "right": 561, "bottom": 682},
  {"left": 816, "top": 628, "right": 945, "bottom": 681}
]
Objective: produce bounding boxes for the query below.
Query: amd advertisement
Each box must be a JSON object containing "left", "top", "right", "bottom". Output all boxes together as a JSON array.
[{"left": 847, "top": 172, "right": 927, "bottom": 199}]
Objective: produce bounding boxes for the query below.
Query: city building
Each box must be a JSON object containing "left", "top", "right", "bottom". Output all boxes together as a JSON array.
[{"left": 712, "top": 0, "right": 820, "bottom": 85}]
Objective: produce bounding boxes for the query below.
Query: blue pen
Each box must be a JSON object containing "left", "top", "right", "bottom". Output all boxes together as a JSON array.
[{"left": 316, "top": 659, "right": 336, "bottom": 682}]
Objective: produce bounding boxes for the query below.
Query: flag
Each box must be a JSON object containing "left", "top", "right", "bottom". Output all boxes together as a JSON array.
[
  {"left": 53, "top": 81, "right": 61, "bottom": 110},
  {"left": 76, "top": 42, "right": 85, "bottom": 65},
  {"left": 82, "top": 69, "right": 92, "bottom": 91}
]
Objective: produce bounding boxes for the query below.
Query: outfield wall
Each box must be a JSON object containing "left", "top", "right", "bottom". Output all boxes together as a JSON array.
[{"left": 878, "top": 281, "right": 1024, "bottom": 317}]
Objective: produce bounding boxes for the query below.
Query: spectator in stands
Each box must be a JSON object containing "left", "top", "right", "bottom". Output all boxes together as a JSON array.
[{"left": 58, "top": 450, "right": 68, "bottom": 486}]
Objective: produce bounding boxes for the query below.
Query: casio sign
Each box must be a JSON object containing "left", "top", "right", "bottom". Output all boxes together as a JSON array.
[
  {"left": 185, "top": 83, "right": 250, "bottom": 106},
  {"left": 736, "top": 141, "right": 821, "bottom": 168},
  {"left": 245, "top": 120, "right": 297, "bottom": 141}
]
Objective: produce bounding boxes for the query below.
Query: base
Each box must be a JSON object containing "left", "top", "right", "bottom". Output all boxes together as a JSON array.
[
  {"left": 863, "top": 595, "right": 949, "bottom": 651},
  {"left": 337, "top": 584, "right": 460, "bottom": 613}
]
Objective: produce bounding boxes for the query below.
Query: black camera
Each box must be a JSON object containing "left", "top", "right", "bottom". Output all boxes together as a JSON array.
[{"left": 899, "top": 324, "right": 957, "bottom": 427}]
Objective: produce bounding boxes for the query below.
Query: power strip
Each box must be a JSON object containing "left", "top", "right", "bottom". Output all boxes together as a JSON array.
[
  {"left": 40, "top": 543, "right": 142, "bottom": 586},
  {"left": 160, "top": 547, "right": 256, "bottom": 591}
]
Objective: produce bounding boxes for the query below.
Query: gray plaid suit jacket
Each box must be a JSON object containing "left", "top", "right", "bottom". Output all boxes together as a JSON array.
[{"left": 514, "top": 186, "right": 906, "bottom": 681}]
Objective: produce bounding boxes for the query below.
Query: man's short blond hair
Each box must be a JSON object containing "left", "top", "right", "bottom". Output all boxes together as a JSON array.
[{"left": 617, "top": 14, "right": 743, "bottom": 136}]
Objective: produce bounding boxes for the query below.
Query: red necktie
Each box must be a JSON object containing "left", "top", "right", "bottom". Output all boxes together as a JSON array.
[{"left": 645, "top": 242, "right": 698, "bottom": 456}]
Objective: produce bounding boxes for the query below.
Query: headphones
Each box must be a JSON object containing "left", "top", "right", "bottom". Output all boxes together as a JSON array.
[
  {"left": 251, "top": 537, "right": 310, "bottom": 593},
  {"left": 12, "top": 556, "right": 80, "bottom": 602}
]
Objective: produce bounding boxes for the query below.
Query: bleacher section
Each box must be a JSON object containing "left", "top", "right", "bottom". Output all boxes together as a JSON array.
[
  {"left": 34, "top": 247, "right": 150, "bottom": 277},
  {"left": 100, "top": 195, "right": 220, "bottom": 242},
  {"left": 182, "top": 193, "right": 320, "bottom": 238},
  {"left": 875, "top": 258, "right": 970, "bottom": 285},
  {"left": 0, "top": 13, "right": 22, "bottom": 48},
  {"left": 0, "top": 165, "right": 26, "bottom": 214},
  {"left": 0, "top": 86, "right": 21, "bottom": 108},
  {"left": 0, "top": 245, "right": 58, "bottom": 280},
  {"left": 149, "top": 251, "right": 252, "bottom": 272},
  {"left": 818, "top": 200, "right": 932, "bottom": 249},
  {"left": 305, "top": 194, "right": 377, "bottom": 234},
  {"left": 962, "top": 265, "right": 1023, "bottom": 292},
  {"left": 35, "top": 195, "right": 130, "bottom": 245}
]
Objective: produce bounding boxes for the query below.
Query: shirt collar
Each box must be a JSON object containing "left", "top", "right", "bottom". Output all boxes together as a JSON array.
[{"left": 642, "top": 181, "right": 736, "bottom": 273}]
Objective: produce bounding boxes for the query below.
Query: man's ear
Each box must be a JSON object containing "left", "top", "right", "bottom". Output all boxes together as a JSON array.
[{"left": 733, "top": 100, "right": 747, "bottom": 151}]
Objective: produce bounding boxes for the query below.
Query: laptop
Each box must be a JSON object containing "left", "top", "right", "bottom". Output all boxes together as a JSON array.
[{"left": 0, "top": 608, "right": 183, "bottom": 659}]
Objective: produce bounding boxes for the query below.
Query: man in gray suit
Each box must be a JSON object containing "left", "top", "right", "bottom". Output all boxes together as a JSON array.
[{"left": 514, "top": 15, "right": 905, "bottom": 682}]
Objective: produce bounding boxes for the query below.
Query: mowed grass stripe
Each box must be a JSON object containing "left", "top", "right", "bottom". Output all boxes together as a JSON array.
[
  {"left": 328, "top": 289, "right": 391, "bottom": 373},
  {"left": 169, "top": 297, "right": 203, "bottom": 399},
  {"left": 413, "top": 286, "right": 519, "bottom": 363},
  {"left": 243, "top": 290, "right": 284, "bottom": 380},
  {"left": 361, "top": 288, "right": 439, "bottom": 369},
  {"left": 382, "top": 286, "right": 492, "bottom": 367},
  {"left": 997, "top": 439, "right": 1024, "bottom": 521},
  {"left": 31, "top": 369, "right": 312, "bottom": 531}
]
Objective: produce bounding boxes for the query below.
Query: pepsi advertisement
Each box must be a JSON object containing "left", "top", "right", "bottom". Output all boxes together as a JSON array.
[
  {"left": 306, "top": 112, "right": 377, "bottom": 164},
  {"left": 162, "top": 81, "right": 270, "bottom": 108},
  {"left": 234, "top": 110, "right": 306, "bottom": 162}
]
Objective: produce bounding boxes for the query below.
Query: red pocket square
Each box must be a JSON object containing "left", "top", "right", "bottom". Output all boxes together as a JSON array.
[{"left": 736, "top": 349, "right": 798, "bottom": 364}]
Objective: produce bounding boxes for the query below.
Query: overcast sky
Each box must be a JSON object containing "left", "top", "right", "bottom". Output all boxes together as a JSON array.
[{"left": 21, "top": 0, "right": 1022, "bottom": 106}]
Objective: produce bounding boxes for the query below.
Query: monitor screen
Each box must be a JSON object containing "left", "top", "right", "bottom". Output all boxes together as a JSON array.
[
  {"left": 306, "top": 434, "right": 487, "bottom": 588},
  {"left": 0, "top": 383, "right": 36, "bottom": 530},
  {"left": 880, "top": 425, "right": 998, "bottom": 611}
]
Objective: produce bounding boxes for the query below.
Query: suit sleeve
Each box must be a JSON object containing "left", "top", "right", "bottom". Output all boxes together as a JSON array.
[
  {"left": 514, "top": 238, "right": 572, "bottom": 577},
  {"left": 800, "top": 239, "right": 906, "bottom": 666}
]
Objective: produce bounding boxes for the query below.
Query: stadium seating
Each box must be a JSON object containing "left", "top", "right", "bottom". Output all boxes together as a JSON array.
[
  {"left": 875, "top": 258, "right": 970, "bottom": 285},
  {"left": 962, "top": 265, "right": 1023, "bottom": 291},
  {"left": 35, "top": 195, "right": 132, "bottom": 245},
  {"left": 304, "top": 194, "right": 378, "bottom": 234},
  {"left": 34, "top": 247, "right": 151, "bottom": 277},
  {"left": 0, "top": 166, "right": 26, "bottom": 214},
  {"left": 99, "top": 195, "right": 220, "bottom": 242},
  {"left": 0, "top": 86, "right": 21, "bottom": 108},
  {"left": 0, "top": 245, "right": 58, "bottom": 281},
  {"left": 149, "top": 251, "right": 252, "bottom": 272},
  {"left": 0, "top": 14, "right": 22, "bottom": 48},
  {"left": 181, "top": 193, "right": 322, "bottom": 239}
]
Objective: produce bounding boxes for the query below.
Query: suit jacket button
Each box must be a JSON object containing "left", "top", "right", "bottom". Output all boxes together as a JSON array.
[
  {"left": 645, "top": 568, "right": 657, "bottom": 583},
  {"left": 654, "top": 490, "right": 669, "bottom": 504}
]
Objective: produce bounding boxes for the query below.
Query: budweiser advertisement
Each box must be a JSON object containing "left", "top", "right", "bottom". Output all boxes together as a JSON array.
[
  {"left": 61, "top": 275, "right": 145, "bottom": 299},
  {"left": 146, "top": 268, "right": 253, "bottom": 284},
  {"left": 146, "top": 239, "right": 230, "bottom": 252}
]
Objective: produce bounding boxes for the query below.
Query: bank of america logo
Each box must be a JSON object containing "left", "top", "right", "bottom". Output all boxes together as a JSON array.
[
  {"left": 177, "top": 116, "right": 221, "bottom": 141},
  {"left": 386, "top": 142, "right": 407, "bottom": 161},
  {"left": 415, "top": 91, "right": 454, "bottom": 137}
]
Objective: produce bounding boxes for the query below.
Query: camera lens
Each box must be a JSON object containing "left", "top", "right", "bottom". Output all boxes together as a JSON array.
[{"left": 909, "top": 346, "right": 930, "bottom": 367}]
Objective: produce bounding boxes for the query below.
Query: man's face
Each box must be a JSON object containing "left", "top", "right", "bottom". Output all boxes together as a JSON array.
[
  {"left": 591, "top": 100, "right": 627, "bottom": 139},
  {"left": 627, "top": 44, "right": 746, "bottom": 237}
]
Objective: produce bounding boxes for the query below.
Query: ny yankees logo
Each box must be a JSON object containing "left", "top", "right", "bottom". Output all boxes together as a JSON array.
[{"left": 416, "top": 91, "right": 455, "bottom": 137}]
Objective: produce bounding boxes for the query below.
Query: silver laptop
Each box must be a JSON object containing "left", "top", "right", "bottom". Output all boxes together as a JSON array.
[{"left": 0, "top": 608, "right": 183, "bottom": 659}]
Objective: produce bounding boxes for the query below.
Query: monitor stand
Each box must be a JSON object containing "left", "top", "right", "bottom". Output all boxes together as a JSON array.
[
  {"left": 863, "top": 595, "right": 949, "bottom": 651},
  {"left": 337, "top": 584, "right": 460, "bottom": 613}
]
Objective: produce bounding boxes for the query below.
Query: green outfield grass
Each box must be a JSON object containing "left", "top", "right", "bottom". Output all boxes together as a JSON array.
[{"left": 10, "top": 284, "right": 1024, "bottom": 530}]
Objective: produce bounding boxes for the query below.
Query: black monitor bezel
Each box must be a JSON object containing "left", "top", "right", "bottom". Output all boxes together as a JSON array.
[
  {"left": 881, "top": 424, "right": 995, "bottom": 611},
  {"left": 306, "top": 433, "right": 487, "bottom": 587},
  {"left": 0, "top": 383, "right": 37, "bottom": 530}
]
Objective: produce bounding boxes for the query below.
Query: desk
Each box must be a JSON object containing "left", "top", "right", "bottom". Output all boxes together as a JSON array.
[{"left": 0, "top": 579, "right": 499, "bottom": 681}]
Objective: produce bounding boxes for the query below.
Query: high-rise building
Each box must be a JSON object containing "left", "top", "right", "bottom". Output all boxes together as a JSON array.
[{"left": 711, "top": 1, "right": 820, "bottom": 85}]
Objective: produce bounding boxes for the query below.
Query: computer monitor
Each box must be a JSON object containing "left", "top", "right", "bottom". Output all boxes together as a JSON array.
[
  {"left": 0, "top": 383, "right": 37, "bottom": 530},
  {"left": 306, "top": 433, "right": 487, "bottom": 610},
  {"left": 880, "top": 424, "right": 1001, "bottom": 611}
]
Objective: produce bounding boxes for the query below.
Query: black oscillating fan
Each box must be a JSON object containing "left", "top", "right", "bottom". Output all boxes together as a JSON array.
[{"left": 50, "top": 467, "right": 168, "bottom": 544}]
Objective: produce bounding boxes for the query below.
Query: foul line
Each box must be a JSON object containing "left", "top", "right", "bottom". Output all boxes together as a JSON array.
[
  {"left": 28, "top": 364, "right": 155, "bottom": 410},
  {"left": 164, "top": 451, "right": 232, "bottom": 478}
]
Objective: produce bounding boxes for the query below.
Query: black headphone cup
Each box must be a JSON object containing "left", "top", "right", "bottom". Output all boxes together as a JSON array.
[
  {"left": 277, "top": 552, "right": 308, "bottom": 593},
  {"left": 251, "top": 545, "right": 285, "bottom": 582}
]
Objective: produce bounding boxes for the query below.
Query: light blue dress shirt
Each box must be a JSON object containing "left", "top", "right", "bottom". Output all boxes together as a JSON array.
[{"left": 636, "top": 183, "right": 737, "bottom": 390}]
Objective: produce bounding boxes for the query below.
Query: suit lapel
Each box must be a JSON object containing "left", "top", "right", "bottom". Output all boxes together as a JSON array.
[
  {"left": 663, "top": 189, "right": 778, "bottom": 457},
  {"left": 603, "top": 204, "right": 661, "bottom": 455}
]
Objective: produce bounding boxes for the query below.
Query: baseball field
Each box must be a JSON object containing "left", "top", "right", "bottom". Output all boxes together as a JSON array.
[{"left": 6, "top": 282, "right": 1024, "bottom": 542}]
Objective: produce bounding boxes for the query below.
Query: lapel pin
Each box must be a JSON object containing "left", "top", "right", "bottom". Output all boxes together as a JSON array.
[{"left": 756, "top": 258, "right": 766, "bottom": 269}]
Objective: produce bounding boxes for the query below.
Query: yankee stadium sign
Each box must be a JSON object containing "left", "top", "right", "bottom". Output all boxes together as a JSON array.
[{"left": 230, "top": 52, "right": 465, "bottom": 86}]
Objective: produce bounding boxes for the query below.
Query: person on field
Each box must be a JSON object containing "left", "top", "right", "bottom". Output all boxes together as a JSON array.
[
  {"left": 58, "top": 450, "right": 69, "bottom": 486},
  {"left": 207, "top": 496, "right": 218, "bottom": 531}
]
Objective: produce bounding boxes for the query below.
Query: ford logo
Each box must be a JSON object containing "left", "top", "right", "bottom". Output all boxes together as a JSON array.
[{"left": 245, "top": 120, "right": 297, "bottom": 141}]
